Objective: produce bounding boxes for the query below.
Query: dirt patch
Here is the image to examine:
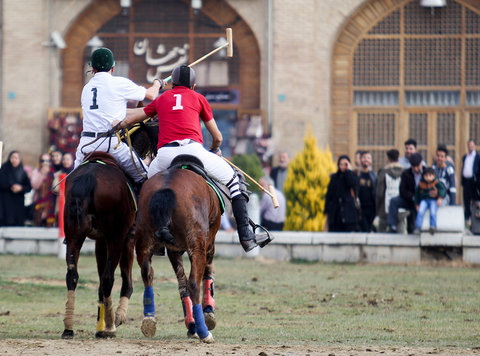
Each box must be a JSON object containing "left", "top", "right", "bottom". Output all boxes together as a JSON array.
[{"left": 0, "top": 339, "right": 477, "bottom": 356}]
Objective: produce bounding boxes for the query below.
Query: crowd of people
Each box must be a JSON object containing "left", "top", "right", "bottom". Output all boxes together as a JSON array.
[
  {"left": 0, "top": 148, "right": 74, "bottom": 227},
  {"left": 324, "top": 138, "right": 473, "bottom": 235}
]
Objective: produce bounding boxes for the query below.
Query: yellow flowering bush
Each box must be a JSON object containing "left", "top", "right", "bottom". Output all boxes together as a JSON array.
[{"left": 283, "top": 131, "right": 336, "bottom": 231}]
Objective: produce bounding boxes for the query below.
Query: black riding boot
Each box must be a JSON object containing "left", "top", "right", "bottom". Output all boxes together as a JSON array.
[{"left": 231, "top": 195, "right": 259, "bottom": 253}]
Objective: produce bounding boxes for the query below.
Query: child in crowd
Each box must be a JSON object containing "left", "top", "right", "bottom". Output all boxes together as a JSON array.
[{"left": 413, "top": 167, "right": 446, "bottom": 235}]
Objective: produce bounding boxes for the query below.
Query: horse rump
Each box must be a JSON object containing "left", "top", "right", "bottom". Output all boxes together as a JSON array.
[
  {"left": 67, "top": 172, "right": 96, "bottom": 227},
  {"left": 148, "top": 188, "right": 176, "bottom": 243}
]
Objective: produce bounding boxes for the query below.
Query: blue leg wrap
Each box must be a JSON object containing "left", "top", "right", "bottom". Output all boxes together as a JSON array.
[
  {"left": 193, "top": 303, "right": 209, "bottom": 339},
  {"left": 143, "top": 286, "right": 155, "bottom": 317}
]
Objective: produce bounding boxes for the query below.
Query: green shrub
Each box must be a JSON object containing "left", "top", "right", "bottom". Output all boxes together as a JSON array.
[
  {"left": 231, "top": 154, "right": 263, "bottom": 195},
  {"left": 283, "top": 130, "right": 336, "bottom": 231}
]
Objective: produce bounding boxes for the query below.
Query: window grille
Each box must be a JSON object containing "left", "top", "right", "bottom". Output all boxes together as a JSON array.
[
  {"left": 469, "top": 112, "right": 480, "bottom": 143},
  {"left": 409, "top": 113, "right": 428, "bottom": 145},
  {"left": 357, "top": 113, "right": 395, "bottom": 146},
  {"left": 437, "top": 112, "right": 456, "bottom": 145}
]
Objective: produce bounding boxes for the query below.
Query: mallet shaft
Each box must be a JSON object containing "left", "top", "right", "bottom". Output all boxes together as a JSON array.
[{"left": 223, "top": 157, "right": 280, "bottom": 208}]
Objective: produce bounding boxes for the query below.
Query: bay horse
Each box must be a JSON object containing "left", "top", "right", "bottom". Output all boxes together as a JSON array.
[
  {"left": 61, "top": 120, "right": 158, "bottom": 339},
  {"left": 134, "top": 156, "right": 223, "bottom": 343}
]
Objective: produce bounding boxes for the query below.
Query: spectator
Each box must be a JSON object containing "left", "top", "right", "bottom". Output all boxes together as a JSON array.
[
  {"left": 387, "top": 153, "right": 424, "bottom": 233},
  {"left": 61, "top": 152, "right": 75, "bottom": 174},
  {"left": 220, "top": 213, "right": 234, "bottom": 232},
  {"left": 27, "top": 154, "right": 52, "bottom": 223},
  {"left": 31, "top": 153, "right": 56, "bottom": 227},
  {"left": 357, "top": 150, "right": 377, "bottom": 232},
  {"left": 399, "top": 138, "right": 419, "bottom": 169},
  {"left": 324, "top": 155, "right": 359, "bottom": 232},
  {"left": 50, "top": 148, "right": 63, "bottom": 173},
  {"left": 0, "top": 151, "right": 32, "bottom": 226},
  {"left": 461, "top": 139, "right": 480, "bottom": 224},
  {"left": 259, "top": 176, "right": 286, "bottom": 231},
  {"left": 376, "top": 149, "right": 404, "bottom": 232},
  {"left": 433, "top": 144, "right": 456, "bottom": 206},
  {"left": 353, "top": 149, "right": 363, "bottom": 175},
  {"left": 270, "top": 151, "right": 289, "bottom": 192},
  {"left": 51, "top": 152, "right": 76, "bottom": 224},
  {"left": 413, "top": 167, "right": 446, "bottom": 235}
]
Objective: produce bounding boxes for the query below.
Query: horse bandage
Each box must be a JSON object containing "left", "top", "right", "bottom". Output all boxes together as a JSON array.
[
  {"left": 143, "top": 286, "right": 155, "bottom": 317},
  {"left": 193, "top": 304, "right": 209, "bottom": 339},
  {"left": 202, "top": 278, "right": 215, "bottom": 313}
]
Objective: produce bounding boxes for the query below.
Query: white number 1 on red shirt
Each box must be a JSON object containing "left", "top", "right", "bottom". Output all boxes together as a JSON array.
[{"left": 173, "top": 94, "right": 183, "bottom": 110}]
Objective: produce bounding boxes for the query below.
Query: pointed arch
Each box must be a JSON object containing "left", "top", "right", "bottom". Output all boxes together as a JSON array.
[{"left": 61, "top": 0, "right": 260, "bottom": 110}]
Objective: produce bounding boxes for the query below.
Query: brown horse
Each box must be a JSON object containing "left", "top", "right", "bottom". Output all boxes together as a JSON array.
[
  {"left": 61, "top": 151, "right": 137, "bottom": 339},
  {"left": 135, "top": 156, "right": 222, "bottom": 343}
]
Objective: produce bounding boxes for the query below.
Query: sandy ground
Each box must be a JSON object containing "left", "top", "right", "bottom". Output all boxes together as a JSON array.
[{"left": 1, "top": 339, "right": 478, "bottom": 356}]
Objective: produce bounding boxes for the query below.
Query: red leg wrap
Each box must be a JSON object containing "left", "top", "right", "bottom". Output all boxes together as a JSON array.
[
  {"left": 202, "top": 278, "right": 215, "bottom": 312},
  {"left": 182, "top": 296, "right": 194, "bottom": 328}
]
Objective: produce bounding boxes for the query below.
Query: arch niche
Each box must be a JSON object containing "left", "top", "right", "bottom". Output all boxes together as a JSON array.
[
  {"left": 331, "top": 0, "right": 480, "bottom": 169},
  {"left": 61, "top": 0, "right": 260, "bottom": 110}
]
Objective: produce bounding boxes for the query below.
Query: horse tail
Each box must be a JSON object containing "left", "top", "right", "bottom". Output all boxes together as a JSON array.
[
  {"left": 149, "top": 188, "right": 176, "bottom": 241},
  {"left": 69, "top": 173, "right": 96, "bottom": 226}
]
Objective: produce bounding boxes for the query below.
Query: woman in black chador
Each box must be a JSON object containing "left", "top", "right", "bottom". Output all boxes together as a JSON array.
[
  {"left": 0, "top": 151, "right": 32, "bottom": 226},
  {"left": 325, "top": 155, "right": 359, "bottom": 232}
]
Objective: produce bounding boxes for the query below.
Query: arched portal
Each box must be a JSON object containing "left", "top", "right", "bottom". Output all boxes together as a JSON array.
[
  {"left": 331, "top": 0, "right": 480, "bottom": 171},
  {"left": 61, "top": 0, "right": 261, "bottom": 157}
]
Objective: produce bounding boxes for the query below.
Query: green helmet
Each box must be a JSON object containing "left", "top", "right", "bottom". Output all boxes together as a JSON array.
[{"left": 89, "top": 48, "right": 115, "bottom": 72}]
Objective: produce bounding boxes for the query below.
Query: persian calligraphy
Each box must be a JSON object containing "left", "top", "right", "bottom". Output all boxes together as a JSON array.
[{"left": 134, "top": 39, "right": 189, "bottom": 82}]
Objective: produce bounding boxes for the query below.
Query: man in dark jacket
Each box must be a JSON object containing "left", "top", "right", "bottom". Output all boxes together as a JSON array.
[
  {"left": 387, "top": 153, "right": 424, "bottom": 233},
  {"left": 376, "top": 149, "right": 404, "bottom": 232},
  {"left": 357, "top": 150, "right": 377, "bottom": 232},
  {"left": 461, "top": 139, "right": 480, "bottom": 223}
]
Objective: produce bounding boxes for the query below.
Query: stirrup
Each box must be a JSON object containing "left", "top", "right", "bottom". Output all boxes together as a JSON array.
[{"left": 248, "top": 219, "right": 274, "bottom": 248}]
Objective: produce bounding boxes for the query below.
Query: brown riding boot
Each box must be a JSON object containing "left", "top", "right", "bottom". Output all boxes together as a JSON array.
[{"left": 231, "top": 195, "right": 259, "bottom": 253}]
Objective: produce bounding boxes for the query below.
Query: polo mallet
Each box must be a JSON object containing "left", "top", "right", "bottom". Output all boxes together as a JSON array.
[
  {"left": 222, "top": 157, "right": 280, "bottom": 209},
  {"left": 163, "top": 27, "right": 233, "bottom": 84},
  {"left": 123, "top": 28, "right": 233, "bottom": 138}
]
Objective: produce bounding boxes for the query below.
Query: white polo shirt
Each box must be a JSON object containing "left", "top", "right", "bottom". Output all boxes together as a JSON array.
[{"left": 81, "top": 72, "right": 146, "bottom": 133}]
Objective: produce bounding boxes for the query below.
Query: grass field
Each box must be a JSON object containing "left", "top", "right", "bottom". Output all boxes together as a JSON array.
[{"left": 0, "top": 254, "right": 479, "bottom": 350}]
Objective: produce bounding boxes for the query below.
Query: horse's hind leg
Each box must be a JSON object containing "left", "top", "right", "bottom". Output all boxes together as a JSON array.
[
  {"left": 96, "top": 240, "right": 122, "bottom": 338},
  {"left": 61, "top": 235, "right": 86, "bottom": 339},
  {"left": 136, "top": 241, "right": 156, "bottom": 338},
  {"left": 188, "top": 245, "right": 214, "bottom": 343},
  {"left": 115, "top": 236, "right": 134, "bottom": 327},
  {"left": 94, "top": 240, "right": 108, "bottom": 337},
  {"left": 167, "top": 250, "right": 196, "bottom": 338},
  {"left": 202, "top": 245, "right": 216, "bottom": 331}
]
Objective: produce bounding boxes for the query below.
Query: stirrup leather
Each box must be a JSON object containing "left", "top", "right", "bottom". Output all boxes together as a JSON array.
[{"left": 248, "top": 219, "right": 274, "bottom": 248}]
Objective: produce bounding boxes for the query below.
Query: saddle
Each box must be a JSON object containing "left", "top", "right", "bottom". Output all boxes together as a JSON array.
[
  {"left": 169, "top": 155, "right": 226, "bottom": 214},
  {"left": 80, "top": 151, "right": 137, "bottom": 212}
]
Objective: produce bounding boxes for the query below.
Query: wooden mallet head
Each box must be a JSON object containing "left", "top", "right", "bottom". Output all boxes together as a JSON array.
[{"left": 226, "top": 28, "right": 233, "bottom": 57}]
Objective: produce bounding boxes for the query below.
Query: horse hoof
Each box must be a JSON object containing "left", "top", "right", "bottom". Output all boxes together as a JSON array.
[
  {"left": 200, "top": 331, "right": 214, "bottom": 344},
  {"left": 187, "top": 331, "right": 199, "bottom": 339},
  {"left": 204, "top": 312, "right": 216, "bottom": 330},
  {"left": 61, "top": 329, "right": 74, "bottom": 339},
  {"left": 95, "top": 330, "right": 116, "bottom": 339},
  {"left": 141, "top": 317, "right": 156, "bottom": 338},
  {"left": 115, "top": 312, "right": 126, "bottom": 327}
]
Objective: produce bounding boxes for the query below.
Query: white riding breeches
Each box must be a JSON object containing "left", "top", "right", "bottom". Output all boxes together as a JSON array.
[
  {"left": 148, "top": 140, "right": 242, "bottom": 198},
  {"left": 74, "top": 135, "right": 147, "bottom": 183}
]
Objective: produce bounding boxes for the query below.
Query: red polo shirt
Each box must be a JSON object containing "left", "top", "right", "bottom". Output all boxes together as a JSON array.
[{"left": 143, "top": 86, "right": 214, "bottom": 149}]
